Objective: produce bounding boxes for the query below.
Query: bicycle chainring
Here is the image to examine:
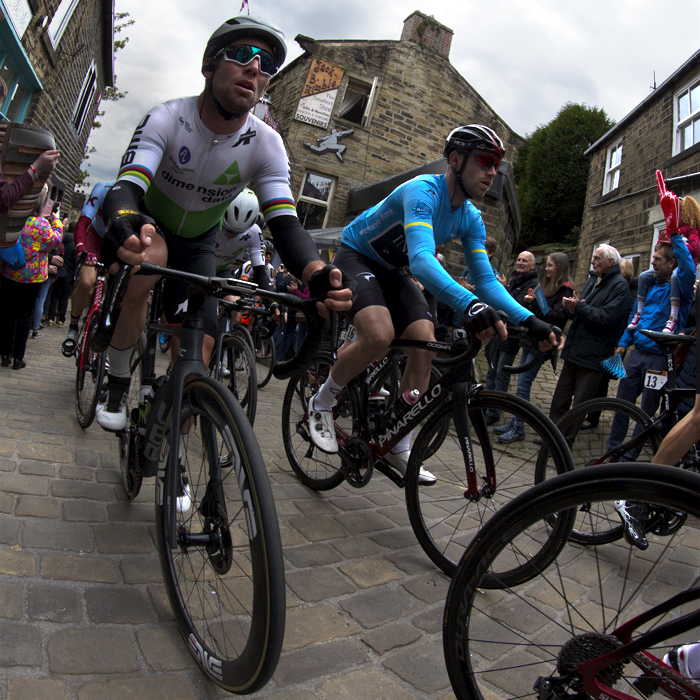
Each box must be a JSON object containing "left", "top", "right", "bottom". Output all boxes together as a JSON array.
[
  {"left": 647, "top": 506, "right": 687, "bottom": 537},
  {"left": 341, "top": 437, "right": 373, "bottom": 488}
]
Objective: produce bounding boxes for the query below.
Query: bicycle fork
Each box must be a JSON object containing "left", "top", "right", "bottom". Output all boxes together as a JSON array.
[{"left": 452, "top": 383, "right": 496, "bottom": 501}]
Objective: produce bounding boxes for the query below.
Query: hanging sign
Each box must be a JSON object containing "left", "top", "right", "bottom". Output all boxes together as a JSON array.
[{"left": 294, "top": 59, "right": 344, "bottom": 129}]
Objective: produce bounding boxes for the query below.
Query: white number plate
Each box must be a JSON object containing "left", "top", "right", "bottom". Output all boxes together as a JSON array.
[
  {"left": 342, "top": 324, "right": 358, "bottom": 342},
  {"left": 644, "top": 369, "right": 668, "bottom": 390}
]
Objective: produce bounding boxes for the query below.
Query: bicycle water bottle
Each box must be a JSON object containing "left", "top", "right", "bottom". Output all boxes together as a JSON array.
[{"left": 396, "top": 389, "right": 420, "bottom": 418}]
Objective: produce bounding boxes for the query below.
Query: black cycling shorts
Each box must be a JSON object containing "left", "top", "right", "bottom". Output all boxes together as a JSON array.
[
  {"left": 101, "top": 223, "right": 218, "bottom": 338},
  {"left": 334, "top": 243, "right": 431, "bottom": 337}
]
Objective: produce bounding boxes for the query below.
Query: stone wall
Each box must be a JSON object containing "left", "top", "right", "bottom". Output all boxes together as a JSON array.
[
  {"left": 268, "top": 31, "right": 524, "bottom": 245},
  {"left": 576, "top": 60, "right": 700, "bottom": 287},
  {"left": 5, "top": 0, "right": 111, "bottom": 209}
]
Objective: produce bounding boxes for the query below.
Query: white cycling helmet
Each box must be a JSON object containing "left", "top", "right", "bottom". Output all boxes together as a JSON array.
[{"left": 223, "top": 188, "right": 260, "bottom": 233}]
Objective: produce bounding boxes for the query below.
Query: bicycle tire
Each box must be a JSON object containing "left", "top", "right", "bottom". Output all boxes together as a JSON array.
[
  {"left": 118, "top": 336, "right": 145, "bottom": 500},
  {"left": 209, "top": 335, "right": 257, "bottom": 426},
  {"left": 156, "top": 377, "right": 285, "bottom": 694},
  {"left": 405, "top": 390, "right": 573, "bottom": 582},
  {"left": 281, "top": 352, "right": 355, "bottom": 490},
  {"left": 254, "top": 329, "right": 276, "bottom": 389},
  {"left": 538, "top": 397, "right": 661, "bottom": 545},
  {"left": 75, "top": 307, "right": 106, "bottom": 429},
  {"left": 443, "top": 463, "right": 700, "bottom": 700}
]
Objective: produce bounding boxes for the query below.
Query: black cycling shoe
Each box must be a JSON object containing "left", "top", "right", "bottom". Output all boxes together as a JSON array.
[
  {"left": 614, "top": 500, "right": 649, "bottom": 550},
  {"left": 61, "top": 335, "right": 77, "bottom": 358}
]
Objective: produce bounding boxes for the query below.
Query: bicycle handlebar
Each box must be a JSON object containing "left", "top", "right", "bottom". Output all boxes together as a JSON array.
[
  {"left": 502, "top": 325, "right": 562, "bottom": 374},
  {"left": 91, "top": 261, "right": 328, "bottom": 377}
]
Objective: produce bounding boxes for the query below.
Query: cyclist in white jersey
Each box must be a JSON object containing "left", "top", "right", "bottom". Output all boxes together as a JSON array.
[
  {"left": 308, "top": 125, "right": 558, "bottom": 483},
  {"left": 95, "top": 15, "right": 351, "bottom": 432}
]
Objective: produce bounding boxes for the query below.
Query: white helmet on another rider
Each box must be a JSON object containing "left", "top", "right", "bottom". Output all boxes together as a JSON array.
[{"left": 223, "top": 188, "right": 260, "bottom": 233}]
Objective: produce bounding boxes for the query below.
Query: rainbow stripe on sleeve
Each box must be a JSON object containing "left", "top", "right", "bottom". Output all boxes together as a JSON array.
[
  {"left": 117, "top": 165, "right": 153, "bottom": 188},
  {"left": 261, "top": 197, "right": 297, "bottom": 217}
]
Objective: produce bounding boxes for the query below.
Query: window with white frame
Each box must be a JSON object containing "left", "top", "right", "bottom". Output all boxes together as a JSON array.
[
  {"left": 71, "top": 61, "right": 97, "bottom": 135},
  {"left": 296, "top": 172, "right": 335, "bottom": 230},
  {"left": 623, "top": 254, "right": 640, "bottom": 277},
  {"left": 337, "top": 77, "right": 378, "bottom": 127},
  {"left": 603, "top": 140, "right": 622, "bottom": 194},
  {"left": 675, "top": 78, "right": 700, "bottom": 154},
  {"left": 48, "top": 0, "right": 81, "bottom": 48}
]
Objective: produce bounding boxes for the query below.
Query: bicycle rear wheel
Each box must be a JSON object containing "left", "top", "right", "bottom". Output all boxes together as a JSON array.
[
  {"left": 539, "top": 397, "right": 661, "bottom": 545},
  {"left": 405, "top": 391, "right": 574, "bottom": 582},
  {"left": 210, "top": 335, "right": 257, "bottom": 426},
  {"left": 75, "top": 308, "right": 106, "bottom": 429},
  {"left": 443, "top": 464, "right": 700, "bottom": 700},
  {"left": 254, "top": 330, "right": 275, "bottom": 389},
  {"left": 281, "top": 353, "right": 356, "bottom": 490},
  {"left": 156, "top": 377, "right": 285, "bottom": 694}
]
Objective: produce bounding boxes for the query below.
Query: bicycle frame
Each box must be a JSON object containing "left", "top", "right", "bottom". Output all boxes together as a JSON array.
[
  {"left": 339, "top": 335, "right": 497, "bottom": 498},
  {"left": 77, "top": 263, "right": 107, "bottom": 368}
]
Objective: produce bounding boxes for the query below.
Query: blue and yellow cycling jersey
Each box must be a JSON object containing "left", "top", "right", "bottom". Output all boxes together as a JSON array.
[{"left": 342, "top": 173, "right": 532, "bottom": 323}]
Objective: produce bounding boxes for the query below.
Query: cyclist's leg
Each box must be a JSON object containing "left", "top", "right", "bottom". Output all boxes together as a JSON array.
[{"left": 96, "top": 232, "right": 166, "bottom": 431}]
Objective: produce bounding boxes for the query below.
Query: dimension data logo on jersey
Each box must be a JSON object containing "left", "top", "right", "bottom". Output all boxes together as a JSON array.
[
  {"left": 214, "top": 162, "right": 242, "bottom": 186},
  {"left": 179, "top": 147, "right": 191, "bottom": 165}
]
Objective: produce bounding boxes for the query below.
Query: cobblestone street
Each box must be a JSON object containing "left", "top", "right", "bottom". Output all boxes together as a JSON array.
[{"left": 0, "top": 323, "right": 626, "bottom": 700}]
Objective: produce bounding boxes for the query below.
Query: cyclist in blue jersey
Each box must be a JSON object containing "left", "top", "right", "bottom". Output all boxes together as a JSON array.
[
  {"left": 94, "top": 15, "right": 351, "bottom": 432},
  {"left": 308, "top": 125, "right": 557, "bottom": 483}
]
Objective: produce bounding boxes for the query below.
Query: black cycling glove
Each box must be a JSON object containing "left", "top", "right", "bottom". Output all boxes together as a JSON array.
[
  {"left": 105, "top": 210, "right": 156, "bottom": 250},
  {"left": 462, "top": 300, "right": 501, "bottom": 335},
  {"left": 522, "top": 315, "right": 556, "bottom": 341},
  {"left": 307, "top": 263, "right": 356, "bottom": 300}
]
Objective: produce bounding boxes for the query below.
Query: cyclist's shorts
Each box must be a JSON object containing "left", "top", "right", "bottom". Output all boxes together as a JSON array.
[
  {"left": 334, "top": 243, "right": 431, "bottom": 336},
  {"left": 160, "top": 227, "right": 218, "bottom": 338}
]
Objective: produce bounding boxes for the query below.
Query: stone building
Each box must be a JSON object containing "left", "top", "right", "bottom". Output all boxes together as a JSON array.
[
  {"left": 0, "top": 0, "right": 114, "bottom": 208},
  {"left": 575, "top": 49, "right": 700, "bottom": 285},
  {"left": 266, "top": 10, "right": 525, "bottom": 273}
]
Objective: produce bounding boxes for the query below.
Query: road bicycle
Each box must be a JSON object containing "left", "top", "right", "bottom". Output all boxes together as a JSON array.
[
  {"left": 209, "top": 297, "right": 259, "bottom": 425},
  {"left": 536, "top": 328, "right": 698, "bottom": 545},
  {"left": 68, "top": 254, "right": 108, "bottom": 428},
  {"left": 94, "top": 261, "right": 325, "bottom": 694},
  {"left": 442, "top": 462, "right": 700, "bottom": 700},
  {"left": 282, "top": 326, "right": 575, "bottom": 581}
]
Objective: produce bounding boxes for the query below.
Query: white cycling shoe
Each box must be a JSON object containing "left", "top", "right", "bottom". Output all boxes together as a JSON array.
[
  {"left": 384, "top": 450, "right": 436, "bottom": 485},
  {"left": 307, "top": 394, "right": 338, "bottom": 453}
]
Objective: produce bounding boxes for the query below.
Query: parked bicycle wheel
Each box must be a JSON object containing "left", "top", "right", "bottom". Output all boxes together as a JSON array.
[
  {"left": 156, "top": 377, "right": 285, "bottom": 694},
  {"left": 405, "top": 390, "right": 573, "bottom": 581},
  {"left": 209, "top": 334, "right": 257, "bottom": 426},
  {"left": 281, "top": 352, "right": 357, "bottom": 490},
  {"left": 254, "top": 328, "right": 276, "bottom": 389},
  {"left": 75, "top": 308, "right": 106, "bottom": 429},
  {"left": 538, "top": 397, "right": 661, "bottom": 546},
  {"left": 443, "top": 464, "right": 700, "bottom": 700},
  {"left": 118, "top": 336, "right": 145, "bottom": 500}
]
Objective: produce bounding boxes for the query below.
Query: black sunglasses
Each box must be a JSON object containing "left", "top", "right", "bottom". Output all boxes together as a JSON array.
[{"left": 216, "top": 44, "right": 279, "bottom": 77}]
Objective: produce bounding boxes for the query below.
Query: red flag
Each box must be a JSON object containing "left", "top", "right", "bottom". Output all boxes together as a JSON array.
[{"left": 240, "top": 0, "right": 248, "bottom": 11}]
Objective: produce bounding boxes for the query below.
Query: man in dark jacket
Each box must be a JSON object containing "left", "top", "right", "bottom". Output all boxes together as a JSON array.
[
  {"left": 484, "top": 250, "right": 539, "bottom": 424},
  {"left": 549, "top": 245, "right": 631, "bottom": 433}
]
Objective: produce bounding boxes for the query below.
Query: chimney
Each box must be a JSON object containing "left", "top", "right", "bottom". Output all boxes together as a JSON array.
[{"left": 400, "top": 11, "right": 453, "bottom": 60}]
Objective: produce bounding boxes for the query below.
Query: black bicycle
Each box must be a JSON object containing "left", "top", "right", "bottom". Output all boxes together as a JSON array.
[
  {"left": 443, "top": 463, "right": 700, "bottom": 700},
  {"left": 537, "top": 328, "right": 698, "bottom": 545},
  {"left": 94, "top": 261, "right": 325, "bottom": 694},
  {"left": 282, "top": 327, "right": 575, "bottom": 582}
]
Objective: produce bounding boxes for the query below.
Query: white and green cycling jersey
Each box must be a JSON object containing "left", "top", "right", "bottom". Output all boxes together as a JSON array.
[
  {"left": 116, "top": 96, "right": 296, "bottom": 237},
  {"left": 214, "top": 223, "right": 264, "bottom": 273}
]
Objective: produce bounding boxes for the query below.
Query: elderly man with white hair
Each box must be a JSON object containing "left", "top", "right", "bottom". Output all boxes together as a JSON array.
[{"left": 548, "top": 244, "right": 631, "bottom": 430}]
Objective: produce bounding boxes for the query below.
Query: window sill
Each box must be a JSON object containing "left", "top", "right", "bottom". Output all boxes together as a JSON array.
[
  {"left": 664, "top": 141, "right": 700, "bottom": 168},
  {"left": 596, "top": 187, "right": 620, "bottom": 204}
]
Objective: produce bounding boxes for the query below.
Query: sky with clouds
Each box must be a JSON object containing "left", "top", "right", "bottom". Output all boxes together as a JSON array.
[{"left": 83, "top": 0, "right": 700, "bottom": 189}]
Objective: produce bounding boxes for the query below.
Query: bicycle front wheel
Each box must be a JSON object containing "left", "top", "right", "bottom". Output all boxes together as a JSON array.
[
  {"left": 75, "top": 309, "right": 106, "bottom": 429},
  {"left": 156, "top": 377, "right": 285, "bottom": 693},
  {"left": 542, "top": 397, "right": 661, "bottom": 545},
  {"left": 406, "top": 391, "right": 573, "bottom": 582},
  {"left": 210, "top": 335, "right": 257, "bottom": 426},
  {"left": 443, "top": 464, "right": 700, "bottom": 700},
  {"left": 254, "top": 330, "right": 276, "bottom": 389}
]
